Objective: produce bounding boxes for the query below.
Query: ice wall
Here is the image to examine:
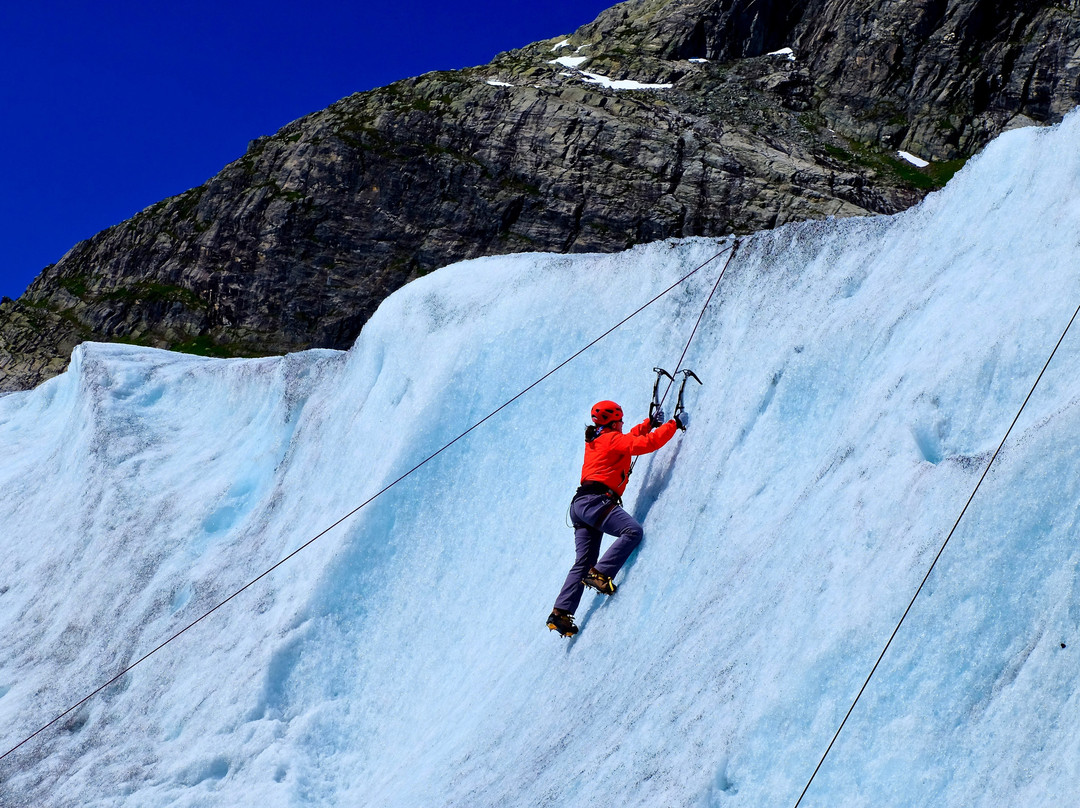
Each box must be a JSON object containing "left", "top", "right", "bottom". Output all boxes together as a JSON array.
[{"left": 2, "top": 111, "right": 1080, "bottom": 807}]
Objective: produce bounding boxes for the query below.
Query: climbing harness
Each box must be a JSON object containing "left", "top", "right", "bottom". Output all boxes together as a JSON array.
[{"left": 1, "top": 238, "right": 742, "bottom": 763}]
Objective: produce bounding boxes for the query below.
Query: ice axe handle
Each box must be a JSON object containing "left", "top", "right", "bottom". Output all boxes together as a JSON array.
[
  {"left": 650, "top": 367, "right": 674, "bottom": 423},
  {"left": 674, "top": 369, "right": 702, "bottom": 417}
]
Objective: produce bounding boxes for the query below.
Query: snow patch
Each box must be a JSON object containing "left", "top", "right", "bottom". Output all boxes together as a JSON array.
[
  {"left": 579, "top": 71, "right": 673, "bottom": 90},
  {"left": 768, "top": 47, "right": 796, "bottom": 61},
  {"left": 551, "top": 39, "right": 571, "bottom": 51},
  {"left": 549, "top": 55, "right": 588, "bottom": 69},
  {"left": 549, "top": 51, "right": 671, "bottom": 91},
  {"left": 899, "top": 150, "right": 931, "bottom": 167},
  {"left": 486, "top": 80, "right": 514, "bottom": 88}
]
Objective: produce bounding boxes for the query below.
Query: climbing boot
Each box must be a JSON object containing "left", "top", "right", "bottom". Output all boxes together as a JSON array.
[
  {"left": 582, "top": 567, "right": 617, "bottom": 595},
  {"left": 546, "top": 608, "right": 578, "bottom": 637}
]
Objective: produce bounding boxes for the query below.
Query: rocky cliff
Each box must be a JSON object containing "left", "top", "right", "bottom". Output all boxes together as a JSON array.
[{"left": 2, "top": 0, "right": 1077, "bottom": 391}]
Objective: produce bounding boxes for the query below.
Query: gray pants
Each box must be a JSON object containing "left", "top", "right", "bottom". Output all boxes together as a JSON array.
[{"left": 553, "top": 493, "right": 644, "bottom": 614}]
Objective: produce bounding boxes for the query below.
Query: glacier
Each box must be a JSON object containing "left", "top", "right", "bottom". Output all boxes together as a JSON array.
[{"left": 2, "top": 110, "right": 1080, "bottom": 807}]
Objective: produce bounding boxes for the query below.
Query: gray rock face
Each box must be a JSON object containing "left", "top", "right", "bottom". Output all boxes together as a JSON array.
[
  {"left": 2, "top": 0, "right": 1077, "bottom": 391},
  {"left": 793, "top": 0, "right": 1080, "bottom": 157}
]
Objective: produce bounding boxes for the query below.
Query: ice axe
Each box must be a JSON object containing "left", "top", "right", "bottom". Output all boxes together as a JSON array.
[
  {"left": 649, "top": 366, "right": 674, "bottom": 426},
  {"left": 673, "top": 369, "right": 701, "bottom": 429},
  {"left": 629, "top": 367, "right": 675, "bottom": 477}
]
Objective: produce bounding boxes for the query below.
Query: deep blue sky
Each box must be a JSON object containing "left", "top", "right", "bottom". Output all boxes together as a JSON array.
[{"left": 0, "top": 0, "right": 616, "bottom": 301}]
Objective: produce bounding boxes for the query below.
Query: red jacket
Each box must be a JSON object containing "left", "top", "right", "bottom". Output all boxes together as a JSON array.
[{"left": 580, "top": 417, "right": 678, "bottom": 496}]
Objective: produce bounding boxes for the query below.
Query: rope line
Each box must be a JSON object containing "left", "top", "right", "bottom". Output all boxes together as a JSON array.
[
  {"left": 793, "top": 295, "right": 1080, "bottom": 807},
  {"left": 630, "top": 239, "right": 742, "bottom": 483},
  {"left": 1, "top": 239, "right": 738, "bottom": 764},
  {"left": 667, "top": 238, "right": 741, "bottom": 386}
]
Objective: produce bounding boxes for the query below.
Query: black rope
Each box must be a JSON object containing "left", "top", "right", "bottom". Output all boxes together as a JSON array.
[
  {"left": 667, "top": 238, "right": 741, "bottom": 385},
  {"left": 1, "top": 239, "right": 738, "bottom": 763},
  {"left": 631, "top": 238, "right": 741, "bottom": 476},
  {"left": 793, "top": 295, "right": 1080, "bottom": 807}
]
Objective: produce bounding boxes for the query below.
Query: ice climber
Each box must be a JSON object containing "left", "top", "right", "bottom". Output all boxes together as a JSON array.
[{"left": 546, "top": 399, "right": 689, "bottom": 637}]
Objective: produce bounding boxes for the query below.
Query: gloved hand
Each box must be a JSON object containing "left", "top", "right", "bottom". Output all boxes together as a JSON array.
[
  {"left": 650, "top": 408, "right": 665, "bottom": 428},
  {"left": 674, "top": 411, "right": 690, "bottom": 431}
]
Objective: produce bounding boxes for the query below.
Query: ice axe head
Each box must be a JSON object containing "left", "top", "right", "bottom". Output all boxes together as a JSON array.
[{"left": 650, "top": 367, "right": 674, "bottom": 420}]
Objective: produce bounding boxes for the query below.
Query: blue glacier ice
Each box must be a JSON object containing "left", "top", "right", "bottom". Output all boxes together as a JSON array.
[{"left": 2, "top": 110, "right": 1080, "bottom": 806}]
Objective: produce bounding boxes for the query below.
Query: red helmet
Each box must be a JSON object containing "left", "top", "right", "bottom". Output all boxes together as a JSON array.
[{"left": 591, "top": 400, "right": 623, "bottom": 426}]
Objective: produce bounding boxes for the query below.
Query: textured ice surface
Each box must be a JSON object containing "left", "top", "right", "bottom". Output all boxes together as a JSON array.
[{"left": 2, "top": 111, "right": 1080, "bottom": 806}]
